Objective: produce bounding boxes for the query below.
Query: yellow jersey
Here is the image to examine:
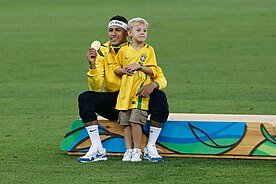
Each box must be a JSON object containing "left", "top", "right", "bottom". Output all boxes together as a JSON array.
[
  {"left": 86, "top": 41, "right": 167, "bottom": 92},
  {"left": 114, "top": 43, "right": 157, "bottom": 110}
]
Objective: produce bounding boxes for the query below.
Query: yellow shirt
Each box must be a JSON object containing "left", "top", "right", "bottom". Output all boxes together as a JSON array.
[
  {"left": 114, "top": 43, "right": 157, "bottom": 110},
  {"left": 86, "top": 41, "right": 167, "bottom": 92},
  {"left": 87, "top": 41, "right": 122, "bottom": 92}
]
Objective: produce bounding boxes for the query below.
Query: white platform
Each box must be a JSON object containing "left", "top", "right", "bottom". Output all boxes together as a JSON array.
[{"left": 168, "top": 113, "right": 276, "bottom": 125}]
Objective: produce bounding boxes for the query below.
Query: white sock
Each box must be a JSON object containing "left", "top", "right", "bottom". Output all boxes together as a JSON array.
[
  {"left": 147, "top": 126, "right": 161, "bottom": 147},
  {"left": 86, "top": 125, "right": 103, "bottom": 151},
  {"left": 133, "top": 148, "right": 141, "bottom": 153},
  {"left": 126, "top": 149, "right": 133, "bottom": 153}
]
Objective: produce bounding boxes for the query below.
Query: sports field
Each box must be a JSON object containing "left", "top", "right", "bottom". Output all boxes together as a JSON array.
[{"left": 0, "top": 0, "right": 275, "bottom": 183}]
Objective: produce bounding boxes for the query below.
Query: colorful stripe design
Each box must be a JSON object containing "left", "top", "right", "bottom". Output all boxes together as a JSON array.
[
  {"left": 60, "top": 119, "right": 276, "bottom": 158},
  {"left": 143, "top": 121, "right": 246, "bottom": 154},
  {"left": 250, "top": 124, "right": 276, "bottom": 156},
  {"left": 61, "top": 120, "right": 248, "bottom": 155},
  {"left": 60, "top": 120, "right": 126, "bottom": 153}
]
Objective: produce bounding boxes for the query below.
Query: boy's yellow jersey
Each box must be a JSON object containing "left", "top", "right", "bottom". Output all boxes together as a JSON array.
[{"left": 114, "top": 43, "right": 157, "bottom": 110}]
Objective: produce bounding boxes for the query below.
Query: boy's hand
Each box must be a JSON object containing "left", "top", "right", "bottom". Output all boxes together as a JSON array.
[{"left": 125, "top": 63, "right": 140, "bottom": 73}]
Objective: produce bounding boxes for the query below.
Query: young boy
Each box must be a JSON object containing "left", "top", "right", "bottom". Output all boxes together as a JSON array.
[{"left": 114, "top": 18, "right": 159, "bottom": 162}]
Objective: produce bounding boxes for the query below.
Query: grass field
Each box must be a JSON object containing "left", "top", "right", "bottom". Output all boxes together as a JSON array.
[{"left": 0, "top": 0, "right": 275, "bottom": 183}]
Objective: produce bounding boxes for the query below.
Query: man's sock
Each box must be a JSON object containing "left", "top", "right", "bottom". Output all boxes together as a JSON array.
[
  {"left": 86, "top": 125, "right": 103, "bottom": 151},
  {"left": 147, "top": 126, "right": 162, "bottom": 147}
]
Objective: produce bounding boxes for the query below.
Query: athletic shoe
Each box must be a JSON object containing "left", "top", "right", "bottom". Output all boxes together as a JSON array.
[
  {"left": 122, "top": 149, "right": 133, "bottom": 161},
  {"left": 131, "top": 148, "right": 142, "bottom": 162},
  {"left": 144, "top": 145, "right": 164, "bottom": 162},
  {"left": 77, "top": 147, "right": 107, "bottom": 163}
]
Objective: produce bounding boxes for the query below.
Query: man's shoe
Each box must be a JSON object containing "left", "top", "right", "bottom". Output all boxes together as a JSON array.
[
  {"left": 77, "top": 147, "right": 107, "bottom": 163},
  {"left": 144, "top": 145, "right": 164, "bottom": 162},
  {"left": 131, "top": 148, "right": 142, "bottom": 162},
  {"left": 122, "top": 149, "right": 132, "bottom": 161}
]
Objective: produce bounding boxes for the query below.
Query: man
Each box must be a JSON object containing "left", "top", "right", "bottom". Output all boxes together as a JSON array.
[{"left": 77, "top": 15, "right": 169, "bottom": 163}]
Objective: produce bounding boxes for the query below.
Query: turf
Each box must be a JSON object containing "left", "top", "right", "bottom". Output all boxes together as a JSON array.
[{"left": 0, "top": 0, "right": 276, "bottom": 183}]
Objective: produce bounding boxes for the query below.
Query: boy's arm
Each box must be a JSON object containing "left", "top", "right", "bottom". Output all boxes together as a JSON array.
[
  {"left": 115, "top": 68, "right": 126, "bottom": 76},
  {"left": 139, "top": 64, "right": 153, "bottom": 75},
  {"left": 124, "top": 63, "right": 155, "bottom": 75},
  {"left": 114, "top": 48, "right": 134, "bottom": 76}
]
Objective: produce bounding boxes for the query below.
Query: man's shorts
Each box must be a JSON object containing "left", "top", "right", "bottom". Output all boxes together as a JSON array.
[{"left": 118, "top": 109, "right": 148, "bottom": 126}]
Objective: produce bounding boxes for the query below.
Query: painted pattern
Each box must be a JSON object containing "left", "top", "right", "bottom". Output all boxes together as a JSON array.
[{"left": 60, "top": 119, "right": 276, "bottom": 158}]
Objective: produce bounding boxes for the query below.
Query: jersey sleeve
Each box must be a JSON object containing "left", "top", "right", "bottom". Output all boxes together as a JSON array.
[
  {"left": 114, "top": 48, "right": 124, "bottom": 71},
  {"left": 145, "top": 46, "right": 167, "bottom": 90},
  {"left": 143, "top": 46, "right": 158, "bottom": 76},
  {"left": 152, "top": 66, "right": 167, "bottom": 90},
  {"left": 87, "top": 49, "right": 105, "bottom": 92}
]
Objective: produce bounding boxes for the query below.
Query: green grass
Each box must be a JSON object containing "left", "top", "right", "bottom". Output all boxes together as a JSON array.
[{"left": 0, "top": 0, "right": 276, "bottom": 183}]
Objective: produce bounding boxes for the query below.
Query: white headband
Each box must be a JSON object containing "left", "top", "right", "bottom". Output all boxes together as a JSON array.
[{"left": 108, "top": 20, "right": 128, "bottom": 31}]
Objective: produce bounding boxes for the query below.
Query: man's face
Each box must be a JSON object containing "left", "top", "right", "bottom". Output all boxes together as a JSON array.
[{"left": 108, "top": 25, "right": 128, "bottom": 46}]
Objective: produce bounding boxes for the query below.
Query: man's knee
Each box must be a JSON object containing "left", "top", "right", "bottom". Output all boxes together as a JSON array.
[
  {"left": 150, "top": 120, "right": 163, "bottom": 128},
  {"left": 78, "top": 91, "right": 98, "bottom": 123},
  {"left": 150, "top": 111, "right": 169, "bottom": 124},
  {"left": 78, "top": 91, "right": 93, "bottom": 103},
  {"left": 149, "top": 90, "right": 169, "bottom": 124}
]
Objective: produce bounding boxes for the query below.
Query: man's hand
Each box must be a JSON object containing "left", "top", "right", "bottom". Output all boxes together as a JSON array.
[
  {"left": 86, "top": 48, "right": 98, "bottom": 69},
  {"left": 136, "top": 82, "right": 158, "bottom": 98}
]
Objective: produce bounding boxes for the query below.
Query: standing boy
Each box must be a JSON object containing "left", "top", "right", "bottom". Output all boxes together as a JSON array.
[{"left": 114, "top": 18, "right": 160, "bottom": 162}]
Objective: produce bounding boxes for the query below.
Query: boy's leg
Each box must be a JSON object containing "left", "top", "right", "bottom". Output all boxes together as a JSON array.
[
  {"left": 122, "top": 125, "right": 133, "bottom": 161},
  {"left": 146, "top": 89, "right": 169, "bottom": 162},
  {"left": 130, "top": 122, "right": 143, "bottom": 162},
  {"left": 77, "top": 91, "right": 119, "bottom": 163},
  {"left": 129, "top": 109, "right": 148, "bottom": 162},
  {"left": 118, "top": 110, "right": 133, "bottom": 161},
  {"left": 131, "top": 123, "right": 142, "bottom": 150},
  {"left": 124, "top": 125, "right": 132, "bottom": 150}
]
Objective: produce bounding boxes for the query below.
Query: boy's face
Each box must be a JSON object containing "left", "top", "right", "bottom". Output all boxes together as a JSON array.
[
  {"left": 128, "top": 24, "right": 148, "bottom": 43},
  {"left": 108, "top": 25, "right": 128, "bottom": 46}
]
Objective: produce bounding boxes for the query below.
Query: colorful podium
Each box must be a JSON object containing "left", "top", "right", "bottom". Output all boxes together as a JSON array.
[{"left": 60, "top": 113, "right": 276, "bottom": 160}]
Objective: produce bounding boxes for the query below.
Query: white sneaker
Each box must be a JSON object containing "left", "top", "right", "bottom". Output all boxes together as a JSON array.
[
  {"left": 77, "top": 146, "right": 107, "bottom": 163},
  {"left": 144, "top": 145, "right": 164, "bottom": 162},
  {"left": 131, "top": 148, "right": 142, "bottom": 162},
  {"left": 122, "top": 149, "right": 133, "bottom": 161}
]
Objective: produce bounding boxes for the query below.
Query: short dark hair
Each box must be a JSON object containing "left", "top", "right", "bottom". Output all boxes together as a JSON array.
[{"left": 109, "top": 15, "right": 128, "bottom": 24}]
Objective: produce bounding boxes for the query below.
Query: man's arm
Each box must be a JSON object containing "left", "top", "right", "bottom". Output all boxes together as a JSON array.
[
  {"left": 151, "top": 67, "right": 167, "bottom": 90},
  {"left": 86, "top": 48, "right": 105, "bottom": 92},
  {"left": 136, "top": 66, "right": 167, "bottom": 98}
]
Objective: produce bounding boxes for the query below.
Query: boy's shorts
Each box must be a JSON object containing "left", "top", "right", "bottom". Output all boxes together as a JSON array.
[{"left": 118, "top": 109, "right": 148, "bottom": 126}]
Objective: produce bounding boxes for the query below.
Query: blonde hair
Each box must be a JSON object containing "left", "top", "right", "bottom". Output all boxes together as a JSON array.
[{"left": 128, "top": 17, "right": 149, "bottom": 30}]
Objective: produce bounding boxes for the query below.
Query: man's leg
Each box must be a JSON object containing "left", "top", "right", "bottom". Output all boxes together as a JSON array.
[
  {"left": 145, "top": 90, "right": 169, "bottom": 162},
  {"left": 77, "top": 91, "right": 119, "bottom": 162}
]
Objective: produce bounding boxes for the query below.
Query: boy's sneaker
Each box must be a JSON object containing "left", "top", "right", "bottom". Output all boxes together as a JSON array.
[
  {"left": 131, "top": 148, "right": 142, "bottom": 162},
  {"left": 122, "top": 149, "right": 133, "bottom": 161},
  {"left": 77, "top": 146, "right": 107, "bottom": 163},
  {"left": 144, "top": 145, "right": 164, "bottom": 162}
]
